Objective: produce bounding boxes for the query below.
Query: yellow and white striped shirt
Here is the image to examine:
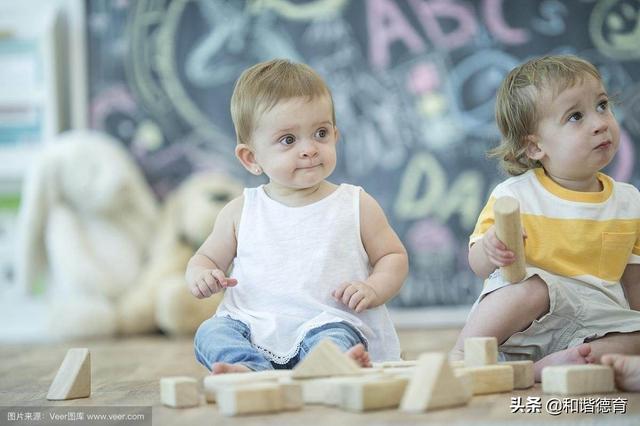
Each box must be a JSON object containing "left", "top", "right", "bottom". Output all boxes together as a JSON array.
[{"left": 470, "top": 168, "right": 640, "bottom": 287}]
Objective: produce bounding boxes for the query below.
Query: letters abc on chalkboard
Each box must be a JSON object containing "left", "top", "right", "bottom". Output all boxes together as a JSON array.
[{"left": 87, "top": 0, "right": 640, "bottom": 307}]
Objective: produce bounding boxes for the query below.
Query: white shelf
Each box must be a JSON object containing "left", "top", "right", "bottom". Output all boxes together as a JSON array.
[
  {"left": 0, "top": 0, "right": 70, "bottom": 188},
  {"left": 0, "top": 144, "right": 40, "bottom": 191}
]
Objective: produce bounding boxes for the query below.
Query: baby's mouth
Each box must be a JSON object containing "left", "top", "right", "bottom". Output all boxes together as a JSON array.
[{"left": 299, "top": 163, "right": 321, "bottom": 169}]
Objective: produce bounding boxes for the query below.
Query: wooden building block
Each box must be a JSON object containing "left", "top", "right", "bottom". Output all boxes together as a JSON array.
[
  {"left": 299, "top": 377, "right": 349, "bottom": 405},
  {"left": 399, "top": 352, "right": 471, "bottom": 413},
  {"left": 160, "top": 376, "right": 199, "bottom": 408},
  {"left": 217, "top": 383, "right": 284, "bottom": 416},
  {"left": 449, "top": 360, "right": 465, "bottom": 369},
  {"left": 285, "top": 376, "right": 369, "bottom": 405},
  {"left": 339, "top": 377, "right": 408, "bottom": 412},
  {"left": 455, "top": 365, "right": 514, "bottom": 395},
  {"left": 47, "top": 348, "right": 91, "bottom": 400},
  {"left": 203, "top": 369, "right": 290, "bottom": 402},
  {"left": 204, "top": 369, "right": 291, "bottom": 387},
  {"left": 204, "top": 390, "right": 216, "bottom": 404},
  {"left": 372, "top": 360, "right": 417, "bottom": 369},
  {"left": 494, "top": 196, "right": 526, "bottom": 282},
  {"left": 501, "top": 360, "right": 534, "bottom": 389},
  {"left": 359, "top": 367, "right": 386, "bottom": 375},
  {"left": 279, "top": 382, "right": 303, "bottom": 411},
  {"left": 381, "top": 366, "right": 415, "bottom": 377},
  {"left": 464, "top": 337, "right": 498, "bottom": 367},
  {"left": 455, "top": 371, "right": 473, "bottom": 395},
  {"left": 542, "top": 365, "right": 615, "bottom": 395},
  {"left": 296, "top": 377, "right": 336, "bottom": 405},
  {"left": 291, "top": 339, "right": 360, "bottom": 379}
]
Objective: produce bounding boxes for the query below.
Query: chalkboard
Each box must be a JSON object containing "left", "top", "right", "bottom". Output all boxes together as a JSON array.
[{"left": 86, "top": 0, "right": 640, "bottom": 308}]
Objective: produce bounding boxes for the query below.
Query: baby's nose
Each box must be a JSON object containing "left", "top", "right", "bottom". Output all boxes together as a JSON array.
[
  {"left": 299, "top": 141, "right": 318, "bottom": 157},
  {"left": 592, "top": 116, "right": 609, "bottom": 135}
]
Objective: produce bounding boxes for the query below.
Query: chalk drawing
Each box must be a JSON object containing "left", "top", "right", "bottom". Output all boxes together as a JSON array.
[
  {"left": 590, "top": 0, "right": 640, "bottom": 60},
  {"left": 249, "top": 0, "right": 348, "bottom": 19},
  {"left": 450, "top": 50, "right": 519, "bottom": 136},
  {"left": 409, "top": 0, "right": 477, "bottom": 50},
  {"left": 532, "top": 0, "right": 568, "bottom": 35},
  {"left": 483, "top": 0, "right": 530, "bottom": 44}
]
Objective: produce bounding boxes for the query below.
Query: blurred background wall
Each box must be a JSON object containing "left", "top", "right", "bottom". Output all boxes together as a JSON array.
[{"left": 1, "top": 0, "right": 639, "bottom": 334}]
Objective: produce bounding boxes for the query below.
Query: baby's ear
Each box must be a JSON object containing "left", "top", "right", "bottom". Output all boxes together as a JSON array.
[
  {"left": 524, "top": 135, "right": 545, "bottom": 161},
  {"left": 235, "top": 143, "right": 261, "bottom": 175}
]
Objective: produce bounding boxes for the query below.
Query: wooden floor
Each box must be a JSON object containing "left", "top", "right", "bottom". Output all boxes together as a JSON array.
[{"left": 1, "top": 329, "right": 639, "bottom": 425}]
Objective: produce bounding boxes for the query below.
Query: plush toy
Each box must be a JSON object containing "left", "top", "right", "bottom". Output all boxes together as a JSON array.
[
  {"left": 15, "top": 130, "right": 159, "bottom": 340},
  {"left": 117, "top": 172, "right": 243, "bottom": 336}
]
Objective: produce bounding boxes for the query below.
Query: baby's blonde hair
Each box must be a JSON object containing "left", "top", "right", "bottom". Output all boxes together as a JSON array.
[
  {"left": 491, "top": 55, "right": 602, "bottom": 175},
  {"left": 230, "top": 59, "right": 336, "bottom": 146}
]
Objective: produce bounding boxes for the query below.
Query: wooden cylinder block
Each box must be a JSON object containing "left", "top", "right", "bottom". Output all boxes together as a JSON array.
[{"left": 493, "top": 196, "right": 526, "bottom": 283}]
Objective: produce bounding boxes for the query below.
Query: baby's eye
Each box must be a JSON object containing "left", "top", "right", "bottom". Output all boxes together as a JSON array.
[
  {"left": 278, "top": 135, "right": 296, "bottom": 145},
  {"left": 568, "top": 112, "right": 583, "bottom": 122},
  {"left": 315, "top": 128, "right": 328, "bottom": 139},
  {"left": 597, "top": 100, "right": 609, "bottom": 112}
]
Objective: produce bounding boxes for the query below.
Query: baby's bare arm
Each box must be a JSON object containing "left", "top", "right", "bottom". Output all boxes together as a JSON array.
[
  {"left": 358, "top": 191, "right": 408, "bottom": 307},
  {"left": 185, "top": 196, "right": 243, "bottom": 296},
  {"left": 621, "top": 263, "right": 640, "bottom": 311}
]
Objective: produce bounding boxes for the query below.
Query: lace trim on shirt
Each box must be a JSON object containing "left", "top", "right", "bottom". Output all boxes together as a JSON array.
[{"left": 254, "top": 321, "right": 370, "bottom": 365}]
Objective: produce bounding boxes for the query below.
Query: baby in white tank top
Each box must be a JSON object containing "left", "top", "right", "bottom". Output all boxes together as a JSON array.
[{"left": 186, "top": 59, "right": 408, "bottom": 374}]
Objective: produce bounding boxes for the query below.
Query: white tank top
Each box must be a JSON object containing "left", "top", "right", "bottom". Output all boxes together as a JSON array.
[{"left": 215, "top": 184, "right": 401, "bottom": 363}]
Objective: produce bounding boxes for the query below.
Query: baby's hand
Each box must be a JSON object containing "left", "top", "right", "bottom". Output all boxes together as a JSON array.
[
  {"left": 482, "top": 225, "right": 526, "bottom": 268},
  {"left": 189, "top": 269, "right": 238, "bottom": 299},
  {"left": 332, "top": 281, "right": 378, "bottom": 313}
]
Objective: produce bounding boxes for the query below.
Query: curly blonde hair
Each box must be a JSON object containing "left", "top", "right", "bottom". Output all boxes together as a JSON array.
[
  {"left": 490, "top": 55, "right": 601, "bottom": 175},
  {"left": 230, "top": 59, "right": 335, "bottom": 146}
]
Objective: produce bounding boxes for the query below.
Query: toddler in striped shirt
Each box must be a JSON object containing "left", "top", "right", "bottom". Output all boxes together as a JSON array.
[{"left": 452, "top": 55, "right": 640, "bottom": 382}]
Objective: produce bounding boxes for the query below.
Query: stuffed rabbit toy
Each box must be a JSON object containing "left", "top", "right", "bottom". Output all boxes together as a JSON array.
[
  {"left": 15, "top": 130, "right": 159, "bottom": 340},
  {"left": 117, "top": 172, "right": 243, "bottom": 335}
]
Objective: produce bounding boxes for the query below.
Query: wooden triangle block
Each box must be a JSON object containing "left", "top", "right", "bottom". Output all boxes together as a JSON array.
[
  {"left": 291, "top": 339, "right": 360, "bottom": 379},
  {"left": 47, "top": 348, "right": 91, "bottom": 400},
  {"left": 400, "top": 352, "right": 471, "bottom": 412}
]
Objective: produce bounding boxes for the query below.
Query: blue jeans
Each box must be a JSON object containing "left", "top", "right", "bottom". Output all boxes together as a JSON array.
[{"left": 194, "top": 316, "right": 367, "bottom": 371}]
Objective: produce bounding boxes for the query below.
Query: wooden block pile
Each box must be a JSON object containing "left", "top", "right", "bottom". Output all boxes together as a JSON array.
[
  {"left": 156, "top": 338, "right": 536, "bottom": 415},
  {"left": 155, "top": 337, "right": 618, "bottom": 416},
  {"left": 45, "top": 338, "right": 618, "bottom": 416},
  {"left": 455, "top": 337, "right": 534, "bottom": 394}
]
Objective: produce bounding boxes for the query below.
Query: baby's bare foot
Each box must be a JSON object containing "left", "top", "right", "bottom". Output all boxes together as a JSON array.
[
  {"left": 602, "top": 354, "right": 640, "bottom": 392},
  {"left": 533, "top": 343, "right": 591, "bottom": 381},
  {"left": 346, "top": 343, "right": 372, "bottom": 368},
  {"left": 211, "top": 362, "right": 252, "bottom": 375}
]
